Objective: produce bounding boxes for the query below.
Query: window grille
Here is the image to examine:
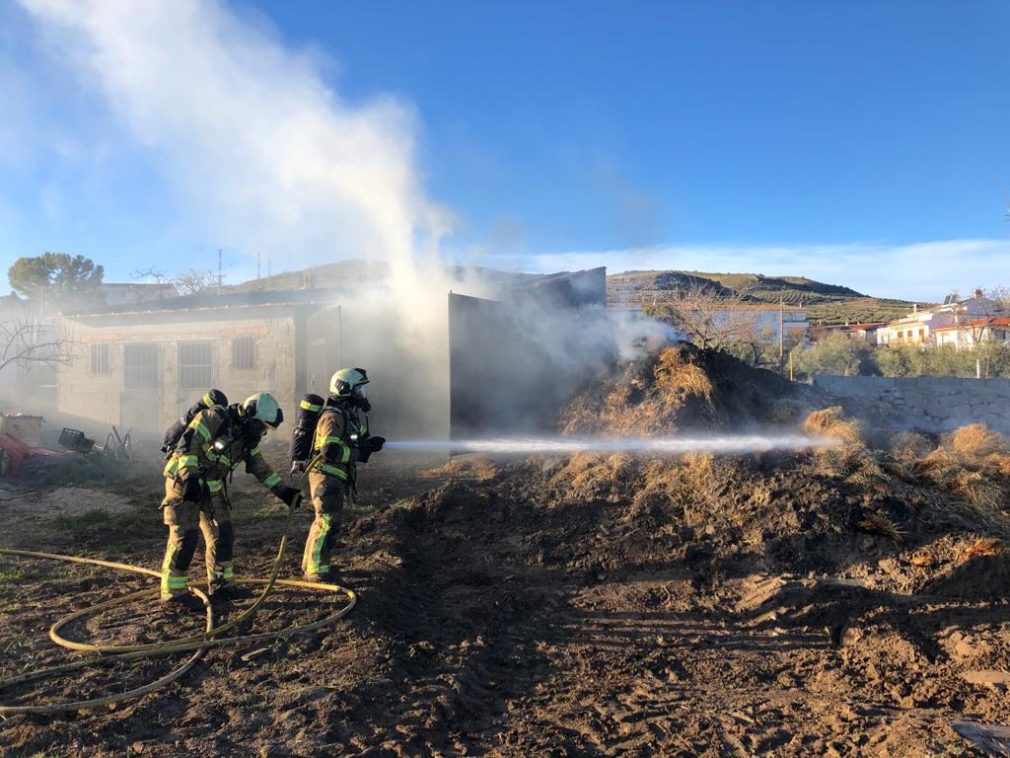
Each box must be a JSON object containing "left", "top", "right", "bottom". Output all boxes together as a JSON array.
[
  {"left": 123, "top": 344, "right": 158, "bottom": 390},
  {"left": 89, "top": 343, "right": 111, "bottom": 374},
  {"left": 232, "top": 337, "right": 256, "bottom": 370},
  {"left": 178, "top": 342, "right": 213, "bottom": 389}
]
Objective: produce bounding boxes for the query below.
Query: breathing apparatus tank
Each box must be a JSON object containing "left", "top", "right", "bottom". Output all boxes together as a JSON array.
[
  {"left": 162, "top": 389, "right": 228, "bottom": 456},
  {"left": 289, "top": 393, "right": 325, "bottom": 466}
]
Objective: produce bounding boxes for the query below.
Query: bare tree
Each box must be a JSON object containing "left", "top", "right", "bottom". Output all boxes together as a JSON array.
[
  {"left": 132, "top": 267, "right": 218, "bottom": 295},
  {"left": 646, "top": 281, "right": 771, "bottom": 361},
  {"left": 0, "top": 316, "right": 79, "bottom": 374},
  {"left": 173, "top": 269, "right": 220, "bottom": 295},
  {"left": 952, "top": 289, "right": 1008, "bottom": 377},
  {"left": 131, "top": 267, "right": 169, "bottom": 285}
]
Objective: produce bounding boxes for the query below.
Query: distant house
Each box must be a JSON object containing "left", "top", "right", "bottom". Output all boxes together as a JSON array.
[
  {"left": 878, "top": 291, "right": 1004, "bottom": 347},
  {"left": 820, "top": 322, "right": 887, "bottom": 345},
  {"left": 933, "top": 317, "right": 1010, "bottom": 349},
  {"left": 841, "top": 322, "right": 886, "bottom": 344}
]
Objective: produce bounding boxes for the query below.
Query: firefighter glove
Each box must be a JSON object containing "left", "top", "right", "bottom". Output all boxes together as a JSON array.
[
  {"left": 181, "top": 477, "right": 203, "bottom": 503},
  {"left": 276, "top": 485, "right": 302, "bottom": 509},
  {"left": 356, "top": 436, "right": 384, "bottom": 463}
]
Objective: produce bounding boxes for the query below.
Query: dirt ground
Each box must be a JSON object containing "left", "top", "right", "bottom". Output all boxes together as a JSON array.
[{"left": 4, "top": 348, "right": 1010, "bottom": 756}]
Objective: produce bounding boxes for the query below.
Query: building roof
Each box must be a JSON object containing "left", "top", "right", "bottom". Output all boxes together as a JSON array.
[
  {"left": 842, "top": 322, "right": 886, "bottom": 330},
  {"left": 65, "top": 286, "right": 348, "bottom": 318},
  {"left": 65, "top": 263, "right": 608, "bottom": 319},
  {"left": 932, "top": 317, "right": 1010, "bottom": 332}
]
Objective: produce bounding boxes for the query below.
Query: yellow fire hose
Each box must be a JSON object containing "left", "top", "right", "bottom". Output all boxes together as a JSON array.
[{"left": 0, "top": 488, "right": 357, "bottom": 716}]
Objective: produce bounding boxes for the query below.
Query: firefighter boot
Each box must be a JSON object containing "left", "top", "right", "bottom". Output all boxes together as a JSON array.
[
  {"left": 209, "top": 582, "right": 255, "bottom": 602},
  {"left": 162, "top": 591, "right": 205, "bottom": 612}
]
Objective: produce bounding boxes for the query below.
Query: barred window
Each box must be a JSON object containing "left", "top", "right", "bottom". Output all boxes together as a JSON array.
[
  {"left": 179, "top": 342, "right": 213, "bottom": 389},
  {"left": 124, "top": 344, "right": 158, "bottom": 390},
  {"left": 89, "top": 343, "right": 111, "bottom": 374},
  {"left": 232, "top": 337, "right": 256, "bottom": 370}
]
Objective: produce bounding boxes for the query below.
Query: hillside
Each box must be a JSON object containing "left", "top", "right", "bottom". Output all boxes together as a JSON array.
[{"left": 608, "top": 269, "right": 923, "bottom": 325}]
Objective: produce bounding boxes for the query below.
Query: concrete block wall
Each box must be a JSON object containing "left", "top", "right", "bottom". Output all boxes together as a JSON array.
[{"left": 812, "top": 375, "right": 1010, "bottom": 435}]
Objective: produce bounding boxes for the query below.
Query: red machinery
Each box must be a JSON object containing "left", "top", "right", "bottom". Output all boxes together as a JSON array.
[{"left": 0, "top": 432, "right": 66, "bottom": 476}]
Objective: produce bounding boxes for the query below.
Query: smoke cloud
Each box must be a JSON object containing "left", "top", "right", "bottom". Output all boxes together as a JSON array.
[
  {"left": 20, "top": 0, "right": 449, "bottom": 267},
  {"left": 20, "top": 0, "right": 668, "bottom": 438}
]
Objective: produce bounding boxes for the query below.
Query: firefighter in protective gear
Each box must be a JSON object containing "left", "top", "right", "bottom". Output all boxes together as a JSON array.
[
  {"left": 297, "top": 368, "right": 385, "bottom": 582},
  {"left": 160, "top": 392, "right": 302, "bottom": 609}
]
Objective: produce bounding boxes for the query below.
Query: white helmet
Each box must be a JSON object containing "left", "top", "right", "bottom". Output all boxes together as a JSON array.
[
  {"left": 329, "top": 367, "right": 369, "bottom": 398},
  {"left": 241, "top": 392, "right": 284, "bottom": 429}
]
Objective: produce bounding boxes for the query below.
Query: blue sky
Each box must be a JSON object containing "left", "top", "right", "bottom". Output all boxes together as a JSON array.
[{"left": 2, "top": 0, "right": 1010, "bottom": 300}]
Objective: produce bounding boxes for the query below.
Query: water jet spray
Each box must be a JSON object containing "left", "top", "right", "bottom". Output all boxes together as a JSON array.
[{"left": 386, "top": 434, "right": 839, "bottom": 455}]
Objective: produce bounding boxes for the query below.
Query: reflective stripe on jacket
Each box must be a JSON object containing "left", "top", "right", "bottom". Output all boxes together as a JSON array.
[
  {"left": 312, "top": 405, "right": 364, "bottom": 481},
  {"left": 163, "top": 406, "right": 282, "bottom": 491}
]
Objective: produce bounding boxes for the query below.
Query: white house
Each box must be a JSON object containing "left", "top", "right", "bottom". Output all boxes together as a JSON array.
[
  {"left": 932, "top": 317, "right": 1010, "bottom": 349},
  {"left": 878, "top": 291, "right": 1004, "bottom": 346}
]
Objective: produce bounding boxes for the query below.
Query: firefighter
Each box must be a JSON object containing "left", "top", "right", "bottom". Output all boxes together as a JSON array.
[
  {"left": 160, "top": 392, "right": 302, "bottom": 609},
  {"left": 293, "top": 368, "right": 385, "bottom": 582}
]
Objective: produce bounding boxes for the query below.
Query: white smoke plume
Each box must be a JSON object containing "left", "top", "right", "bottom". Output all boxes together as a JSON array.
[
  {"left": 20, "top": 0, "right": 670, "bottom": 438},
  {"left": 20, "top": 0, "right": 462, "bottom": 431},
  {"left": 20, "top": 0, "right": 450, "bottom": 268}
]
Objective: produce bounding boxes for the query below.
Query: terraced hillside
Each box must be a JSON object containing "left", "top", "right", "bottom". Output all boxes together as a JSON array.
[{"left": 608, "top": 270, "right": 923, "bottom": 325}]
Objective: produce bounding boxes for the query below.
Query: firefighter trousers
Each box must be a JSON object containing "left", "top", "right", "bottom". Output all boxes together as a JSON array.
[
  {"left": 301, "top": 470, "right": 346, "bottom": 579},
  {"left": 159, "top": 477, "right": 235, "bottom": 600}
]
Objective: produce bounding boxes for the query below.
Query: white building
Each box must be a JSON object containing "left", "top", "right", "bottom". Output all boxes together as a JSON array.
[
  {"left": 932, "top": 317, "right": 1010, "bottom": 349},
  {"left": 878, "top": 291, "right": 1004, "bottom": 346}
]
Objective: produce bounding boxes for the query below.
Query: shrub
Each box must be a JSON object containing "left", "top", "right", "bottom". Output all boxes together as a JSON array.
[{"left": 791, "top": 332, "right": 875, "bottom": 377}]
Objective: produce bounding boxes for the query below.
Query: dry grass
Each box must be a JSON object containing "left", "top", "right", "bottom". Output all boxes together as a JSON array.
[
  {"left": 921, "top": 448, "right": 1003, "bottom": 510},
  {"left": 622, "top": 453, "right": 724, "bottom": 529},
  {"left": 951, "top": 470, "right": 1004, "bottom": 512},
  {"left": 890, "top": 431, "right": 934, "bottom": 463},
  {"left": 956, "top": 537, "right": 1005, "bottom": 565},
  {"left": 549, "top": 453, "right": 633, "bottom": 504},
  {"left": 948, "top": 423, "right": 1007, "bottom": 459},
  {"left": 424, "top": 456, "right": 500, "bottom": 482},
  {"left": 912, "top": 428, "right": 1010, "bottom": 539},
  {"left": 855, "top": 511, "right": 903, "bottom": 541},
  {"left": 654, "top": 348, "right": 713, "bottom": 402},
  {"left": 844, "top": 451, "right": 893, "bottom": 490},
  {"left": 802, "top": 407, "right": 871, "bottom": 477},
  {"left": 803, "top": 406, "right": 863, "bottom": 445},
  {"left": 561, "top": 347, "right": 718, "bottom": 437}
]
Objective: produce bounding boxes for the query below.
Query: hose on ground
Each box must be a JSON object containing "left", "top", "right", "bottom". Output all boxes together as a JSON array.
[{"left": 0, "top": 496, "right": 356, "bottom": 716}]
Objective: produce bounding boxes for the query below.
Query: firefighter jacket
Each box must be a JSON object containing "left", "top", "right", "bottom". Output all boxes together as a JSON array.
[
  {"left": 312, "top": 402, "right": 367, "bottom": 483},
  {"left": 163, "top": 406, "right": 284, "bottom": 497}
]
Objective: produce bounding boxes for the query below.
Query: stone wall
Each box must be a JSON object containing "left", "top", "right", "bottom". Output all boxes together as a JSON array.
[{"left": 812, "top": 375, "right": 1010, "bottom": 435}]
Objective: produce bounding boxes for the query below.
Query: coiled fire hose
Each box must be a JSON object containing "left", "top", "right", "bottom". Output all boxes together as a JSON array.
[{"left": 0, "top": 469, "right": 356, "bottom": 716}]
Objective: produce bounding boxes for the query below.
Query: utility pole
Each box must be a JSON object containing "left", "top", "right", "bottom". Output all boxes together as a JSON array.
[
  {"left": 778, "top": 297, "right": 784, "bottom": 362},
  {"left": 217, "top": 248, "right": 223, "bottom": 294},
  {"left": 257, "top": 251, "right": 261, "bottom": 280}
]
